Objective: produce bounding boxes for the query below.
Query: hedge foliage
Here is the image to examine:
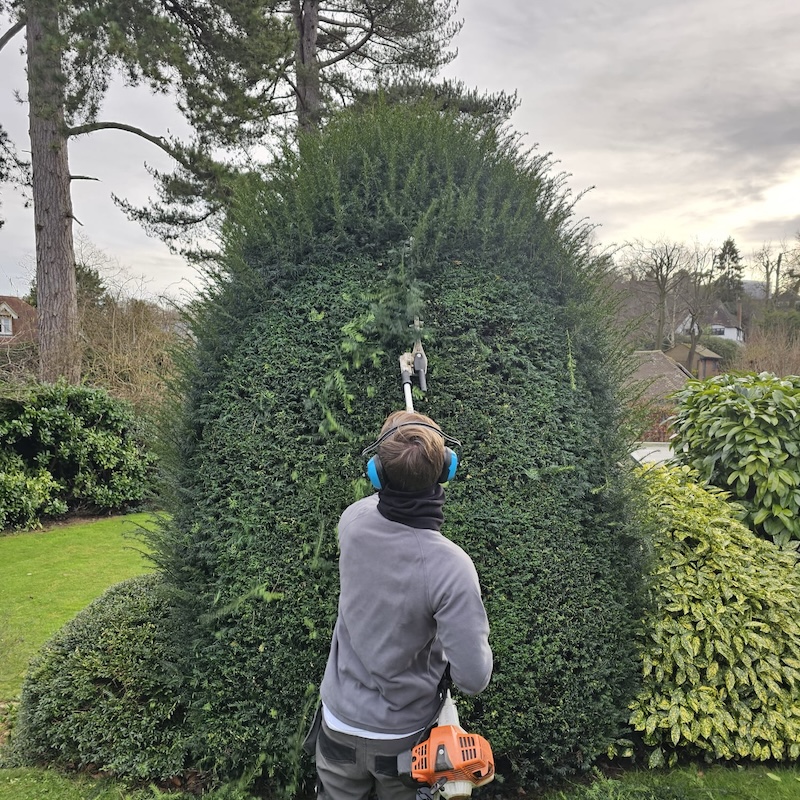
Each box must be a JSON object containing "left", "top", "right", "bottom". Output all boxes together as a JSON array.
[
  {"left": 162, "top": 101, "right": 647, "bottom": 790},
  {"left": 15, "top": 101, "right": 647, "bottom": 792},
  {"left": 0, "top": 381, "right": 155, "bottom": 528},
  {"left": 0, "top": 451, "right": 67, "bottom": 530},
  {"left": 629, "top": 465, "right": 800, "bottom": 766},
  {"left": 9, "top": 574, "right": 188, "bottom": 779},
  {"left": 669, "top": 372, "right": 800, "bottom": 545}
]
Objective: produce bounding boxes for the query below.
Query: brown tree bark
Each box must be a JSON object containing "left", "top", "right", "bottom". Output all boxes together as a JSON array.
[
  {"left": 291, "top": 0, "right": 321, "bottom": 132},
  {"left": 26, "top": 2, "right": 80, "bottom": 384}
]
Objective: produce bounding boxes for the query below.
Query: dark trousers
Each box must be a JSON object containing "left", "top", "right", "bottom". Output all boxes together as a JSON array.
[{"left": 315, "top": 718, "right": 420, "bottom": 800}]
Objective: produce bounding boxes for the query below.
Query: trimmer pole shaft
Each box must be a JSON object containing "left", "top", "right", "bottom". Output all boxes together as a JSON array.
[{"left": 399, "top": 353, "right": 415, "bottom": 412}]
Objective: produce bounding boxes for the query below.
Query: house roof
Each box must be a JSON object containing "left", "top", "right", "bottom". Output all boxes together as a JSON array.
[
  {"left": 0, "top": 295, "right": 38, "bottom": 343},
  {"left": 703, "top": 302, "right": 740, "bottom": 329},
  {"left": 666, "top": 342, "right": 722, "bottom": 360},
  {"left": 694, "top": 344, "right": 723, "bottom": 359},
  {"left": 628, "top": 350, "right": 692, "bottom": 403}
]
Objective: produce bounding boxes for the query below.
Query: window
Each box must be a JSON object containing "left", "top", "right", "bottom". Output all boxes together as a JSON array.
[{"left": 0, "top": 315, "right": 12, "bottom": 336}]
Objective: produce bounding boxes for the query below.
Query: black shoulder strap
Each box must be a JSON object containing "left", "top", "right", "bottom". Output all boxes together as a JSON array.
[{"left": 414, "top": 664, "right": 453, "bottom": 746}]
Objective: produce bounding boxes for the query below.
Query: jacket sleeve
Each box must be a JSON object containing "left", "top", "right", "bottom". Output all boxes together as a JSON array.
[{"left": 430, "top": 547, "right": 493, "bottom": 696}]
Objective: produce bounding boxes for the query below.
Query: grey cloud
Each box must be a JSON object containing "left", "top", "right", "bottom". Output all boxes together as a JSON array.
[{"left": 735, "top": 217, "right": 800, "bottom": 248}]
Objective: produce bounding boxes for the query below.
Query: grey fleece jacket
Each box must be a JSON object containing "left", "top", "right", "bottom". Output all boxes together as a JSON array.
[{"left": 320, "top": 494, "right": 492, "bottom": 735}]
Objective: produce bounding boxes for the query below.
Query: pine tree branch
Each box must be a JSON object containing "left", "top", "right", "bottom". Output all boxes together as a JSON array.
[
  {"left": 317, "top": 26, "right": 374, "bottom": 69},
  {"left": 66, "top": 121, "right": 191, "bottom": 168},
  {"left": 0, "top": 17, "right": 25, "bottom": 53}
]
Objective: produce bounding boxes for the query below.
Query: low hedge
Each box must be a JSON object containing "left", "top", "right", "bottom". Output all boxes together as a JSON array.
[
  {"left": 629, "top": 465, "right": 800, "bottom": 766},
  {"left": 9, "top": 574, "right": 188, "bottom": 780}
]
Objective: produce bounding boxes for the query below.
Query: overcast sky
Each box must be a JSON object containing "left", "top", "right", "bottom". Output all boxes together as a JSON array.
[{"left": 2, "top": 0, "right": 799, "bottom": 299}]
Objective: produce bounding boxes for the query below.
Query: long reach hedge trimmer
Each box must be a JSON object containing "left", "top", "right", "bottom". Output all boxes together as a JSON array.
[
  {"left": 399, "top": 317, "right": 429, "bottom": 413},
  {"left": 397, "top": 687, "right": 495, "bottom": 800},
  {"left": 392, "top": 319, "right": 496, "bottom": 800}
]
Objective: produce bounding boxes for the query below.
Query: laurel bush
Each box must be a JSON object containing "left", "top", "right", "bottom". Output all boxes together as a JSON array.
[
  {"left": 0, "top": 381, "right": 155, "bottom": 527},
  {"left": 669, "top": 372, "right": 800, "bottom": 545},
  {"left": 0, "top": 451, "right": 67, "bottom": 530},
  {"left": 629, "top": 465, "right": 800, "bottom": 766}
]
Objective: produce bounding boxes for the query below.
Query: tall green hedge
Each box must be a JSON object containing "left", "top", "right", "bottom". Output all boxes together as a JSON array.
[
  {"left": 157, "top": 102, "right": 646, "bottom": 791},
  {"left": 14, "top": 101, "right": 647, "bottom": 793}
]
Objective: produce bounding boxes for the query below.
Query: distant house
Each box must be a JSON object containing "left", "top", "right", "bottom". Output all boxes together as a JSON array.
[
  {"left": 0, "top": 296, "right": 38, "bottom": 345},
  {"left": 665, "top": 342, "right": 722, "bottom": 379},
  {"left": 678, "top": 302, "right": 743, "bottom": 343}
]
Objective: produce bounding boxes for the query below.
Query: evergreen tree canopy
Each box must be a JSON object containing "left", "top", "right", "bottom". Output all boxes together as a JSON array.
[
  {"left": 713, "top": 236, "right": 744, "bottom": 304},
  {"left": 155, "top": 101, "right": 646, "bottom": 791}
]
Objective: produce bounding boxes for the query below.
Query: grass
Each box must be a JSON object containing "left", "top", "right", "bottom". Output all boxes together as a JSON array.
[
  {"left": 0, "top": 768, "right": 159, "bottom": 799},
  {"left": 1, "top": 764, "right": 800, "bottom": 800},
  {"left": 551, "top": 764, "right": 800, "bottom": 798},
  {"left": 0, "top": 513, "right": 156, "bottom": 700}
]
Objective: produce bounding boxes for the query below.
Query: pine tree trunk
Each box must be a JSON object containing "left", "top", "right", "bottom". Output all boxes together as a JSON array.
[
  {"left": 26, "top": 2, "right": 80, "bottom": 384},
  {"left": 292, "top": 0, "right": 321, "bottom": 132}
]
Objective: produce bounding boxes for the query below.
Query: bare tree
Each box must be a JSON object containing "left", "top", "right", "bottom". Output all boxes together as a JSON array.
[
  {"left": 731, "top": 323, "right": 800, "bottom": 377},
  {"left": 752, "top": 242, "right": 787, "bottom": 308},
  {"left": 675, "top": 243, "right": 717, "bottom": 373},
  {"left": 619, "top": 239, "right": 691, "bottom": 350}
]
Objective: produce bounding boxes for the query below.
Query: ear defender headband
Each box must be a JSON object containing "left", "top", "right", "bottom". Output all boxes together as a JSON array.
[{"left": 362, "top": 422, "right": 461, "bottom": 491}]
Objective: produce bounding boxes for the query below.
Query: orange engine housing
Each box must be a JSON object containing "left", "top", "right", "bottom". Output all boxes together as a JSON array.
[{"left": 408, "top": 725, "right": 495, "bottom": 788}]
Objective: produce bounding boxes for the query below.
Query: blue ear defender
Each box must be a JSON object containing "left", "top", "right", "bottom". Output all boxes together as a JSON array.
[
  {"left": 365, "top": 448, "right": 457, "bottom": 490},
  {"left": 362, "top": 423, "right": 461, "bottom": 490}
]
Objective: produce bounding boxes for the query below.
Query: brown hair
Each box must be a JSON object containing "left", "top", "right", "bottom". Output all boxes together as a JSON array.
[{"left": 377, "top": 411, "right": 446, "bottom": 491}]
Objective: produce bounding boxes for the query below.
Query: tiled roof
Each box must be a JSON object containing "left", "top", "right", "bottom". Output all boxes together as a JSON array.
[
  {"left": 0, "top": 295, "right": 38, "bottom": 343},
  {"left": 628, "top": 350, "right": 692, "bottom": 403}
]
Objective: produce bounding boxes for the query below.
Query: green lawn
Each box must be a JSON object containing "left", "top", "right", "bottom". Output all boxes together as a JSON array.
[
  {"left": 0, "top": 768, "right": 165, "bottom": 800},
  {"left": 1, "top": 764, "right": 800, "bottom": 800},
  {"left": 0, "top": 514, "right": 156, "bottom": 700},
  {"left": 552, "top": 764, "right": 800, "bottom": 798}
]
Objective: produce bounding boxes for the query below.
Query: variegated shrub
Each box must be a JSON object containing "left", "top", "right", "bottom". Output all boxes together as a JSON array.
[{"left": 629, "top": 465, "right": 800, "bottom": 767}]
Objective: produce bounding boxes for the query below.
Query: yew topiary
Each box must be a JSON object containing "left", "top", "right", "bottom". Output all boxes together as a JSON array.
[
  {"left": 156, "top": 101, "right": 646, "bottom": 791},
  {"left": 10, "top": 575, "right": 188, "bottom": 779},
  {"left": 14, "top": 101, "right": 647, "bottom": 793}
]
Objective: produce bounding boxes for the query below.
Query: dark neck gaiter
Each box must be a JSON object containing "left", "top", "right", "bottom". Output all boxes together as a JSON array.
[{"left": 377, "top": 484, "right": 445, "bottom": 531}]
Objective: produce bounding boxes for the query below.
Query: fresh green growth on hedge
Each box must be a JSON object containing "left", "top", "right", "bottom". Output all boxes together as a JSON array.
[
  {"left": 669, "top": 372, "right": 800, "bottom": 545},
  {"left": 629, "top": 465, "right": 800, "bottom": 767},
  {"left": 14, "top": 101, "right": 646, "bottom": 792},
  {"left": 0, "top": 381, "right": 154, "bottom": 529},
  {"left": 9, "top": 574, "right": 187, "bottom": 779}
]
